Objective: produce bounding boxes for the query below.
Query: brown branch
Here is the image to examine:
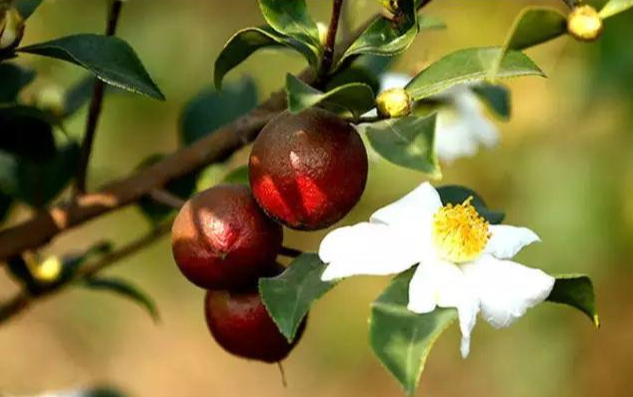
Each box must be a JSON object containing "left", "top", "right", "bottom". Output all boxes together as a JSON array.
[
  {"left": 0, "top": 11, "right": 384, "bottom": 263},
  {"left": 318, "top": 0, "right": 344, "bottom": 83},
  {"left": 0, "top": 221, "right": 171, "bottom": 325},
  {"left": 149, "top": 189, "right": 186, "bottom": 210},
  {"left": 75, "top": 0, "right": 124, "bottom": 194}
]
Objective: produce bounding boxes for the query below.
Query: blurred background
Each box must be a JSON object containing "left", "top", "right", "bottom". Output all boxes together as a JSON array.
[{"left": 1, "top": 0, "right": 632, "bottom": 396}]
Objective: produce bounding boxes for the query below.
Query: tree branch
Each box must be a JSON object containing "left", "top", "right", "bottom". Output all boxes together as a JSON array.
[
  {"left": 0, "top": 11, "right": 383, "bottom": 263},
  {"left": 0, "top": 221, "right": 171, "bottom": 324},
  {"left": 74, "top": 0, "right": 124, "bottom": 194},
  {"left": 149, "top": 189, "right": 186, "bottom": 210},
  {"left": 318, "top": 0, "right": 344, "bottom": 84}
]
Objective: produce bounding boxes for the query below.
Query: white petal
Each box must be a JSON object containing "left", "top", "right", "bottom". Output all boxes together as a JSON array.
[
  {"left": 380, "top": 73, "right": 412, "bottom": 91},
  {"left": 319, "top": 222, "right": 419, "bottom": 281},
  {"left": 462, "top": 255, "right": 555, "bottom": 329},
  {"left": 485, "top": 225, "right": 541, "bottom": 259},
  {"left": 370, "top": 182, "right": 442, "bottom": 227},
  {"left": 407, "top": 260, "right": 480, "bottom": 358}
]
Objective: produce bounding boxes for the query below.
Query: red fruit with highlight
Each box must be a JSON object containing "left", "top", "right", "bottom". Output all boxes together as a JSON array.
[
  {"left": 205, "top": 286, "right": 306, "bottom": 363},
  {"left": 249, "top": 108, "right": 368, "bottom": 230},
  {"left": 171, "top": 184, "right": 283, "bottom": 290}
]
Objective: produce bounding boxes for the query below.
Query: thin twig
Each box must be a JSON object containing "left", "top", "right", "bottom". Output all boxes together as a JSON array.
[
  {"left": 318, "top": 0, "right": 344, "bottom": 84},
  {"left": 279, "top": 246, "right": 303, "bottom": 258},
  {"left": 0, "top": 221, "right": 171, "bottom": 325},
  {"left": 74, "top": 0, "right": 124, "bottom": 194},
  {"left": 149, "top": 189, "right": 186, "bottom": 210}
]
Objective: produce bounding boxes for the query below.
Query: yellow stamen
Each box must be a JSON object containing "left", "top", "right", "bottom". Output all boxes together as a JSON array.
[{"left": 432, "top": 197, "right": 490, "bottom": 263}]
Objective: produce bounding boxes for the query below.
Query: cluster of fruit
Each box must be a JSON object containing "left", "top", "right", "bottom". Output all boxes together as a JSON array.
[{"left": 170, "top": 108, "right": 369, "bottom": 363}]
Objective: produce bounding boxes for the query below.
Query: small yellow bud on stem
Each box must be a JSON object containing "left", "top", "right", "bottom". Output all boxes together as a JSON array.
[
  {"left": 568, "top": 5, "right": 603, "bottom": 42},
  {"left": 376, "top": 88, "right": 412, "bottom": 118}
]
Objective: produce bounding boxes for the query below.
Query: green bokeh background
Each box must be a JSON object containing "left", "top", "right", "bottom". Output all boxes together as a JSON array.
[{"left": 1, "top": 0, "right": 633, "bottom": 396}]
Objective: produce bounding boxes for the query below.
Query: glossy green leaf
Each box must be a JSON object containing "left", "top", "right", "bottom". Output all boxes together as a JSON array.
[
  {"left": 259, "top": 253, "right": 336, "bottom": 342},
  {"left": 286, "top": 73, "right": 375, "bottom": 119},
  {"left": 223, "top": 165, "right": 249, "bottom": 186},
  {"left": 214, "top": 25, "right": 316, "bottom": 89},
  {"left": 14, "top": 0, "right": 43, "bottom": 19},
  {"left": 471, "top": 84, "right": 511, "bottom": 120},
  {"left": 0, "top": 63, "right": 36, "bottom": 102},
  {"left": 489, "top": 7, "right": 567, "bottom": 79},
  {"left": 325, "top": 65, "right": 381, "bottom": 96},
  {"left": 0, "top": 140, "right": 80, "bottom": 208},
  {"left": 370, "top": 269, "right": 457, "bottom": 395},
  {"left": 19, "top": 34, "right": 165, "bottom": 100},
  {"left": 547, "top": 274, "right": 599, "bottom": 327},
  {"left": 365, "top": 114, "right": 441, "bottom": 178},
  {"left": 338, "top": 0, "right": 418, "bottom": 67},
  {"left": 258, "top": 0, "right": 321, "bottom": 51},
  {"left": 600, "top": 0, "right": 633, "bottom": 19},
  {"left": 136, "top": 154, "right": 196, "bottom": 224},
  {"left": 181, "top": 77, "right": 258, "bottom": 145},
  {"left": 84, "top": 276, "right": 160, "bottom": 323},
  {"left": 436, "top": 185, "right": 505, "bottom": 224},
  {"left": 405, "top": 47, "right": 544, "bottom": 100}
]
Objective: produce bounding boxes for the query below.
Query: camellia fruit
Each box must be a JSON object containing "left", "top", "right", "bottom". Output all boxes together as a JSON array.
[
  {"left": 567, "top": 5, "right": 603, "bottom": 42},
  {"left": 249, "top": 108, "right": 368, "bottom": 230},
  {"left": 204, "top": 286, "right": 306, "bottom": 363},
  {"left": 171, "top": 184, "right": 283, "bottom": 290}
]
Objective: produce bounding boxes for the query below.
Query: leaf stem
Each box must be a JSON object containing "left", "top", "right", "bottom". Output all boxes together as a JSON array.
[
  {"left": 74, "top": 0, "right": 124, "bottom": 194},
  {"left": 318, "top": 0, "right": 344, "bottom": 85}
]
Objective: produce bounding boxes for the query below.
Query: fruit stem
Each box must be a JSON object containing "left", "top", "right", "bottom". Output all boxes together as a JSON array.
[
  {"left": 561, "top": 0, "right": 578, "bottom": 9},
  {"left": 74, "top": 0, "right": 124, "bottom": 195},
  {"left": 277, "top": 362, "right": 288, "bottom": 388},
  {"left": 317, "top": 0, "right": 344, "bottom": 85},
  {"left": 279, "top": 246, "right": 303, "bottom": 258}
]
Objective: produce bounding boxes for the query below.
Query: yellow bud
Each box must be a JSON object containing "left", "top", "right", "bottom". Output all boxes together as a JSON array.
[
  {"left": 568, "top": 5, "right": 603, "bottom": 42},
  {"left": 376, "top": 88, "right": 412, "bottom": 118},
  {"left": 33, "top": 256, "right": 63, "bottom": 284},
  {"left": 0, "top": 8, "right": 25, "bottom": 51},
  {"left": 35, "top": 85, "right": 66, "bottom": 116}
]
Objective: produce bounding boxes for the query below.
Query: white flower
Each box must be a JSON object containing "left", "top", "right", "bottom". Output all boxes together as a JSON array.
[
  {"left": 319, "top": 182, "right": 555, "bottom": 358},
  {"left": 375, "top": 73, "right": 500, "bottom": 163}
]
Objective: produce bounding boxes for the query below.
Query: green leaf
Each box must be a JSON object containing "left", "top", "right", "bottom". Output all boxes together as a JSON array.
[
  {"left": 338, "top": 0, "right": 418, "bottom": 67},
  {"left": 136, "top": 154, "right": 196, "bottom": 224},
  {"left": 417, "top": 14, "right": 446, "bottom": 31},
  {"left": 180, "top": 77, "right": 258, "bottom": 145},
  {"left": 547, "top": 274, "right": 599, "bottom": 328},
  {"left": 19, "top": 34, "right": 165, "bottom": 100},
  {"left": 223, "top": 165, "right": 249, "bottom": 186},
  {"left": 325, "top": 65, "right": 381, "bottom": 96},
  {"left": 405, "top": 47, "right": 544, "bottom": 101},
  {"left": 370, "top": 269, "right": 457, "bottom": 395},
  {"left": 0, "top": 63, "right": 36, "bottom": 102},
  {"left": 600, "top": 0, "right": 633, "bottom": 19},
  {"left": 471, "top": 84, "right": 511, "bottom": 121},
  {"left": 489, "top": 7, "right": 567, "bottom": 79},
  {"left": 63, "top": 76, "right": 99, "bottom": 118},
  {"left": 14, "top": 0, "right": 43, "bottom": 19},
  {"left": 257, "top": 0, "right": 321, "bottom": 51},
  {"left": 84, "top": 276, "right": 160, "bottom": 323},
  {"left": 0, "top": 140, "right": 80, "bottom": 208},
  {"left": 365, "top": 114, "right": 441, "bottom": 178},
  {"left": 436, "top": 185, "right": 505, "bottom": 224},
  {"left": 286, "top": 73, "right": 375, "bottom": 119},
  {"left": 214, "top": 25, "right": 317, "bottom": 90},
  {"left": 259, "top": 253, "right": 336, "bottom": 342}
]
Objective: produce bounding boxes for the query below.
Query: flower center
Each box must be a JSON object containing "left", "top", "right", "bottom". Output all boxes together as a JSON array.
[{"left": 432, "top": 197, "right": 490, "bottom": 263}]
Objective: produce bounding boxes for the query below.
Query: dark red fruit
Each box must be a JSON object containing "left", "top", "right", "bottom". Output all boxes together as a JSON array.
[
  {"left": 249, "top": 108, "right": 368, "bottom": 230},
  {"left": 171, "top": 184, "right": 283, "bottom": 290},
  {"left": 205, "top": 287, "right": 306, "bottom": 363}
]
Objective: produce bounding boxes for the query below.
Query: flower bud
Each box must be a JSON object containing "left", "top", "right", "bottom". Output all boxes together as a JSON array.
[
  {"left": 567, "top": 5, "right": 603, "bottom": 42},
  {"left": 35, "top": 85, "right": 66, "bottom": 117},
  {"left": 32, "top": 256, "right": 63, "bottom": 284},
  {"left": 376, "top": 88, "right": 412, "bottom": 118},
  {"left": 0, "top": 8, "right": 25, "bottom": 51}
]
